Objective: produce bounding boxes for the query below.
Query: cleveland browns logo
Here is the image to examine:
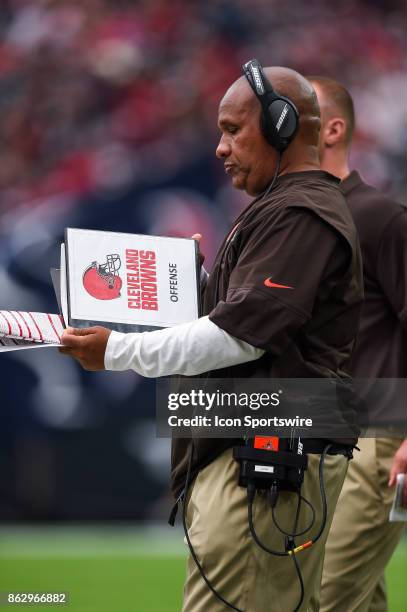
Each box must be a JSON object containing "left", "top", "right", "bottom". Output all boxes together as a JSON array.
[{"left": 82, "top": 254, "right": 122, "bottom": 300}]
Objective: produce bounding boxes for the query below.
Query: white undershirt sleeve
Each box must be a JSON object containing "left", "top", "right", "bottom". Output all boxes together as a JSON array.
[{"left": 104, "top": 315, "right": 265, "bottom": 377}]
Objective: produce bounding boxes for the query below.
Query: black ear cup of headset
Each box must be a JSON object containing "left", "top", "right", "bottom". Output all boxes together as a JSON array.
[
  {"left": 243, "top": 59, "right": 299, "bottom": 152},
  {"left": 263, "top": 96, "right": 299, "bottom": 149}
]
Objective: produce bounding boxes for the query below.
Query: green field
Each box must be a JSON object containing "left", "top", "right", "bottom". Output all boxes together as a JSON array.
[{"left": 0, "top": 527, "right": 405, "bottom": 611}]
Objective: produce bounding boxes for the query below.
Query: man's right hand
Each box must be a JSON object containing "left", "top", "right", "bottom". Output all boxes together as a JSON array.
[{"left": 192, "top": 233, "right": 205, "bottom": 268}]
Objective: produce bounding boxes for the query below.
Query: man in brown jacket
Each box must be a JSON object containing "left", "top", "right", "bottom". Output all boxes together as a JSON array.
[
  {"left": 60, "top": 64, "right": 363, "bottom": 611},
  {"left": 310, "top": 76, "right": 407, "bottom": 612}
]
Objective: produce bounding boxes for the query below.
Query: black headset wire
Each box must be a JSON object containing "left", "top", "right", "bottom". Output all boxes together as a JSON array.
[
  {"left": 182, "top": 443, "right": 245, "bottom": 612},
  {"left": 291, "top": 551, "right": 305, "bottom": 612},
  {"left": 212, "top": 150, "right": 282, "bottom": 306},
  {"left": 246, "top": 444, "right": 333, "bottom": 611},
  {"left": 291, "top": 490, "right": 305, "bottom": 612},
  {"left": 272, "top": 493, "right": 315, "bottom": 538},
  {"left": 246, "top": 444, "right": 332, "bottom": 555},
  {"left": 310, "top": 443, "right": 331, "bottom": 544},
  {"left": 262, "top": 151, "right": 281, "bottom": 200}
]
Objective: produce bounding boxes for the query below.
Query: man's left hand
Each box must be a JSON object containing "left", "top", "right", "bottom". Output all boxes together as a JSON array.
[
  {"left": 389, "top": 438, "right": 407, "bottom": 507},
  {"left": 59, "top": 326, "right": 112, "bottom": 371}
]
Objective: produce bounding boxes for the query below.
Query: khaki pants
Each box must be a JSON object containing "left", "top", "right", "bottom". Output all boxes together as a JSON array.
[
  {"left": 182, "top": 447, "right": 348, "bottom": 612},
  {"left": 320, "top": 438, "right": 406, "bottom": 612}
]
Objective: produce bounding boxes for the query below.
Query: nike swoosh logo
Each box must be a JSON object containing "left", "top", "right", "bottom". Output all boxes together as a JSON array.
[{"left": 264, "top": 277, "right": 293, "bottom": 289}]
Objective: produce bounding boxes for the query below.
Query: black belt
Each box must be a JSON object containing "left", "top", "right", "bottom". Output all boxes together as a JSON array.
[{"left": 302, "top": 438, "right": 355, "bottom": 458}]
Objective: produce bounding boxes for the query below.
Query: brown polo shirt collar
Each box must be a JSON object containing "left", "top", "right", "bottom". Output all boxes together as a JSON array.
[
  {"left": 275, "top": 169, "right": 341, "bottom": 186},
  {"left": 341, "top": 170, "right": 363, "bottom": 196}
]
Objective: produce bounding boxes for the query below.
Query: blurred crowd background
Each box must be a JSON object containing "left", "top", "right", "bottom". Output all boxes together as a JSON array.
[{"left": 1, "top": 0, "right": 407, "bottom": 522}]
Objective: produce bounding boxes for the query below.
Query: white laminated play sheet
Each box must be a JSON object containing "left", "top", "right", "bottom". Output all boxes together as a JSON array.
[{"left": 64, "top": 228, "right": 199, "bottom": 332}]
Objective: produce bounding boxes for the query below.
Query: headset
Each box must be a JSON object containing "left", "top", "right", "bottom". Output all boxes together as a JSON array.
[{"left": 243, "top": 59, "right": 299, "bottom": 152}]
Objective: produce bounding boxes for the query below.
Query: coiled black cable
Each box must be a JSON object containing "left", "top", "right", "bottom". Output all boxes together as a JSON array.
[
  {"left": 291, "top": 553, "right": 305, "bottom": 612},
  {"left": 272, "top": 494, "right": 315, "bottom": 538},
  {"left": 291, "top": 490, "right": 305, "bottom": 612},
  {"left": 246, "top": 444, "right": 333, "bottom": 611}
]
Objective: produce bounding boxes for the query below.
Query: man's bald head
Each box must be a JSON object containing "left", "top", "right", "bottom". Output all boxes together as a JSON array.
[
  {"left": 216, "top": 65, "right": 321, "bottom": 196},
  {"left": 308, "top": 76, "right": 355, "bottom": 145},
  {"left": 220, "top": 66, "right": 321, "bottom": 148}
]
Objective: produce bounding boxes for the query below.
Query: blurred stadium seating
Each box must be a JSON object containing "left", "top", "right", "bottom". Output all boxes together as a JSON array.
[{"left": 0, "top": 0, "right": 406, "bottom": 526}]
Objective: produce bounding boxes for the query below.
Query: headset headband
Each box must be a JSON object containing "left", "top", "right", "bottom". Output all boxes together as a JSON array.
[{"left": 243, "top": 59, "right": 278, "bottom": 105}]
